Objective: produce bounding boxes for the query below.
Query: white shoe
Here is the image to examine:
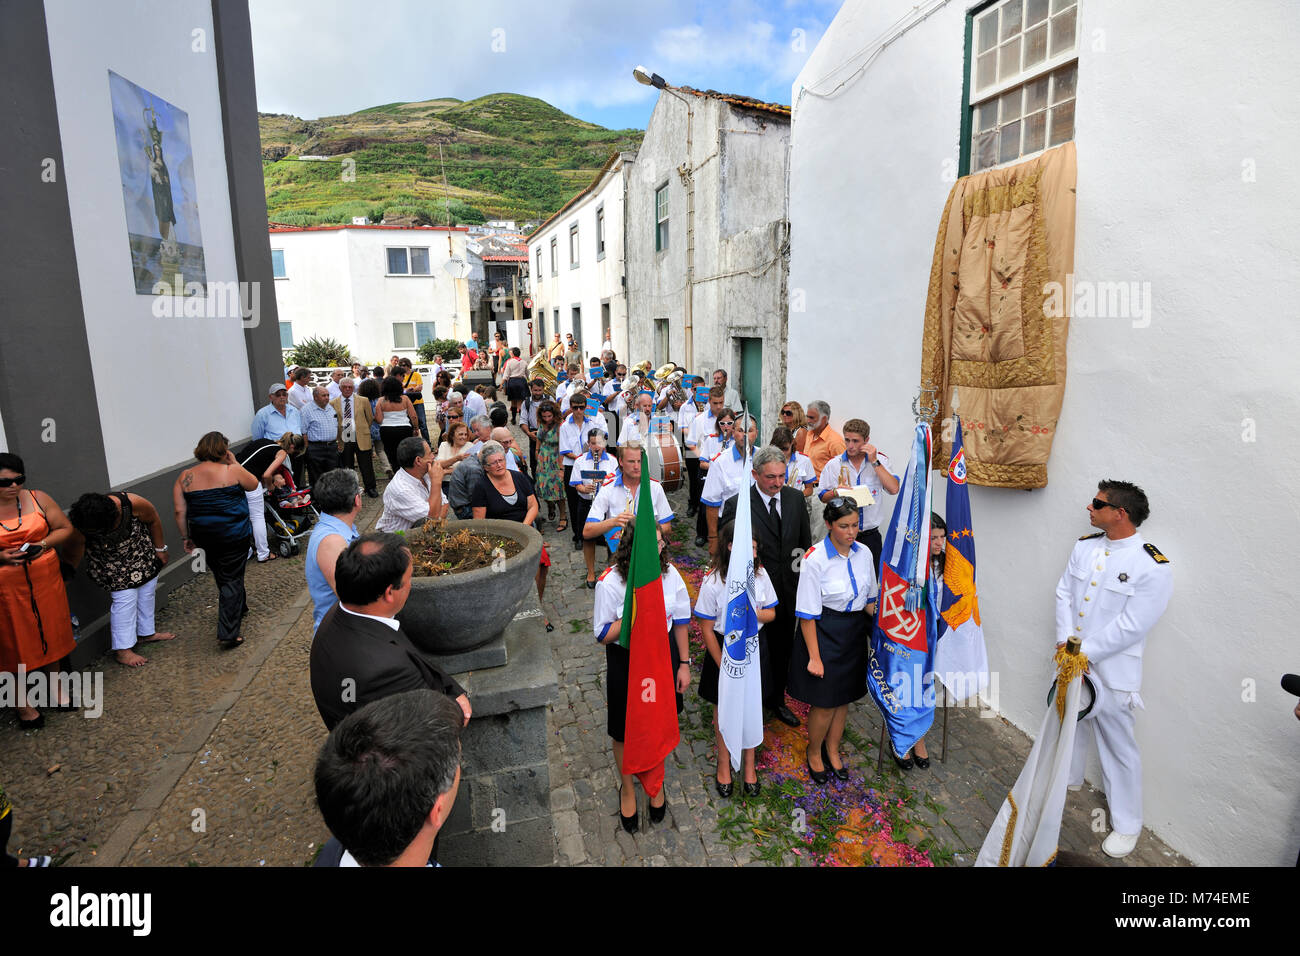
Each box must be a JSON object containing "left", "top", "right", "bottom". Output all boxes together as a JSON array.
[
  {"left": 1067, "top": 784, "right": 1083, "bottom": 792},
  {"left": 1102, "top": 831, "right": 1139, "bottom": 858}
]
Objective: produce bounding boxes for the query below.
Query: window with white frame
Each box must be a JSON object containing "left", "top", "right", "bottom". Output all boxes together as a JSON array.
[
  {"left": 387, "top": 246, "right": 431, "bottom": 275},
  {"left": 596, "top": 205, "right": 606, "bottom": 260},
  {"left": 550, "top": 237, "right": 558, "bottom": 276},
  {"left": 655, "top": 184, "right": 669, "bottom": 252},
  {"left": 271, "top": 249, "right": 286, "bottom": 278},
  {"left": 968, "top": 0, "right": 1077, "bottom": 173},
  {"left": 569, "top": 223, "right": 579, "bottom": 269},
  {"left": 392, "top": 321, "right": 438, "bottom": 349}
]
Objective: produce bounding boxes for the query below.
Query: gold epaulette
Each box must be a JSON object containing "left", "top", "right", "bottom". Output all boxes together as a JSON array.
[
  {"left": 1144, "top": 543, "right": 1169, "bottom": 564},
  {"left": 1078, "top": 531, "right": 1105, "bottom": 541}
]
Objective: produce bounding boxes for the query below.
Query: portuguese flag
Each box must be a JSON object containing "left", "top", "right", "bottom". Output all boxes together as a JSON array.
[{"left": 618, "top": 449, "right": 679, "bottom": 798}]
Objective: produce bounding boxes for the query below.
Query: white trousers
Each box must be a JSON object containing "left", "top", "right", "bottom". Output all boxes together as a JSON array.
[
  {"left": 1069, "top": 688, "right": 1143, "bottom": 834},
  {"left": 110, "top": 578, "right": 158, "bottom": 650},
  {"left": 246, "top": 484, "right": 269, "bottom": 560}
]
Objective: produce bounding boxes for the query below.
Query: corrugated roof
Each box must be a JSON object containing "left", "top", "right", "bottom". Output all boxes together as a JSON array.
[{"left": 677, "top": 86, "right": 791, "bottom": 117}]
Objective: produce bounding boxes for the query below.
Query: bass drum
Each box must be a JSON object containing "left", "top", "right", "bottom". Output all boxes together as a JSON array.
[{"left": 645, "top": 430, "right": 684, "bottom": 493}]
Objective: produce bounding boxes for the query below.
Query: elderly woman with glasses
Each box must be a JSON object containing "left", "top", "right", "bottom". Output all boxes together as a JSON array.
[
  {"left": 470, "top": 440, "right": 553, "bottom": 631},
  {"left": 0, "top": 452, "right": 79, "bottom": 727},
  {"left": 789, "top": 496, "right": 878, "bottom": 785}
]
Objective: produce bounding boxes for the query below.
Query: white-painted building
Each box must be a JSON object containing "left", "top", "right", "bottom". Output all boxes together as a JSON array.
[
  {"left": 625, "top": 87, "right": 790, "bottom": 436},
  {"left": 788, "top": 0, "right": 1299, "bottom": 865},
  {"left": 528, "top": 152, "right": 634, "bottom": 364},
  {"left": 270, "top": 224, "right": 472, "bottom": 365}
]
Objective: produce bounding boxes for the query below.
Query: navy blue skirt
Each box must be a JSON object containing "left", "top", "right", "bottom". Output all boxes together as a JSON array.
[{"left": 787, "top": 607, "right": 871, "bottom": 708}]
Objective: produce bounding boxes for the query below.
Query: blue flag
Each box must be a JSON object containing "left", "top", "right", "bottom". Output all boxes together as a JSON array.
[
  {"left": 933, "top": 416, "right": 989, "bottom": 703},
  {"left": 866, "top": 423, "right": 936, "bottom": 758}
]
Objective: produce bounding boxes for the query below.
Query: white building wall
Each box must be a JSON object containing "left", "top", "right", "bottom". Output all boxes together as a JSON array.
[
  {"left": 626, "top": 94, "right": 789, "bottom": 435},
  {"left": 271, "top": 227, "right": 470, "bottom": 366},
  {"left": 788, "top": 0, "right": 1300, "bottom": 866},
  {"left": 44, "top": 0, "right": 250, "bottom": 485},
  {"left": 528, "top": 155, "right": 631, "bottom": 364}
]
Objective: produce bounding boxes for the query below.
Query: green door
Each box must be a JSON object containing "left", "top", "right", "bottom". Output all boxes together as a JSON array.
[{"left": 739, "top": 337, "right": 762, "bottom": 428}]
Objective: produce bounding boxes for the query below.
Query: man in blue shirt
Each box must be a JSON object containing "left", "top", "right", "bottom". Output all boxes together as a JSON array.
[
  {"left": 306, "top": 469, "right": 362, "bottom": 631},
  {"left": 302, "top": 386, "right": 342, "bottom": 487},
  {"left": 252, "top": 384, "right": 303, "bottom": 442}
]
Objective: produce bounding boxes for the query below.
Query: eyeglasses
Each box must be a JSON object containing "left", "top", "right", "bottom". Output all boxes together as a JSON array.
[
  {"left": 0, "top": 475, "right": 26, "bottom": 488},
  {"left": 781, "top": 409, "right": 794, "bottom": 416},
  {"left": 1091, "top": 497, "right": 1123, "bottom": 511}
]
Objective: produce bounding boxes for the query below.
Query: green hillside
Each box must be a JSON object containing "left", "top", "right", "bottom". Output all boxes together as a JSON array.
[{"left": 259, "top": 93, "right": 641, "bottom": 229}]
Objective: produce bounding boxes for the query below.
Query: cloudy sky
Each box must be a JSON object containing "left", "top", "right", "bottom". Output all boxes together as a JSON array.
[{"left": 249, "top": 0, "right": 841, "bottom": 129}]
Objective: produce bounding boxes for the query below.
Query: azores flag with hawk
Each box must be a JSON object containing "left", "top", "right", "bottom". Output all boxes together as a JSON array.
[
  {"left": 866, "top": 422, "right": 936, "bottom": 759},
  {"left": 933, "top": 416, "right": 990, "bottom": 702},
  {"left": 717, "top": 436, "right": 763, "bottom": 772},
  {"left": 619, "top": 449, "right": 680, "bottom": 798}
]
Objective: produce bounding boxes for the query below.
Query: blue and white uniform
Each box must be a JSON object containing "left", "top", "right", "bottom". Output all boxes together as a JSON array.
[
  {"left": 568, "top": 450, "right": 617, "bottom": 502},
  {"left": 700, "top": 442, "right": 751, "bottom": 510},
  {"left": 794, "top": 539, "right": 878, "bottom": 619},
  {"left": 593, "top": 564, "right": 692, "bottom": 643},
  {"left": 815, "top": 451, "right": 898, "bottom": 531},
  {"left": 559, "top": 414, "right": 608, "bottom": 462},
  {"left": 586, "top": 473, "right": 674, "bottom": 526}
]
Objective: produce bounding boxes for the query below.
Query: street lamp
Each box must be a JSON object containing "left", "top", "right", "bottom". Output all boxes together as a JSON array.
[{"left": 631, "top": 66, "right": 695, "bottom": 372}]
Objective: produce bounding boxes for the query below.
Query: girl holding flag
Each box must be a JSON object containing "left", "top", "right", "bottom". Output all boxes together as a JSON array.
[
  {"left": 694, "top": 519, "right": 778, "bottom": 798},
  {"left": 790, "top": 497, "right": 879, "bottom": 784},
  {"left": 592, "top": 521, "right": 692, "bottom": 832}
]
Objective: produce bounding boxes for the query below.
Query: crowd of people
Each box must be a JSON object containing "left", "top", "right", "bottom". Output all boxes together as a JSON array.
[{"left": 0, "top": 336, "right": 1176, "bottom": 866}]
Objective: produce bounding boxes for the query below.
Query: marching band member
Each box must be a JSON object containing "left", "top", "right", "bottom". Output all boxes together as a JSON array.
[
  {"left": 814, "top": 418, "right": 899, "bottom": 568},
  {"left": 592, "top": 520, "right": 692, "bottom": 833},
  {"left": 694, "top": 519, "right": 778, "bottom": 797},
  {"left": 569, "top": 431, "right": 617, "bottom": 587},
  {"left": 584, "top": 442, "right": 674, "bottom": 552},
  {"left": 790, "top": 497, "right": 879, "bottom": 785},
  {"left": 678, "top": 383, "right": 704, "bottom": 520},
  {"left": 700, "top": 413, "right": 758, "bottom": 555},
  {"left": 617, "top": 391, "right": 655, "bottom": 446},
  {"left": 559, "top": 391, "right": 607, "bottom": 551}
]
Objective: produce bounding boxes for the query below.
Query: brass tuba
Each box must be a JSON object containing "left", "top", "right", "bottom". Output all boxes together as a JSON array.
[{"left": 526, "top": 349, "right": 559, "bottom": 393}]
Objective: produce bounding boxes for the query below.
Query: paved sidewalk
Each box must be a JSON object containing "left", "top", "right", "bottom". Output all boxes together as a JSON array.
[{"left": 1, "top": 442, "right": 1191, "bottom": 867}]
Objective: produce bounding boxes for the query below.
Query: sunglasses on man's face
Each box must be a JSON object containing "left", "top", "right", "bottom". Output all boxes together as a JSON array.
[
  {"left": 1091, "top": 497, "right": 1123, "bottom": 511},
  {"left": 0, "top": 475, "right": 26, "bottom": 488}
]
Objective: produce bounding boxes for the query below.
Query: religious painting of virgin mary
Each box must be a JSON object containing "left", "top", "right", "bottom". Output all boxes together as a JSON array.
[{"left": 109, "top": 70, "right": 207, "bottom": 295}]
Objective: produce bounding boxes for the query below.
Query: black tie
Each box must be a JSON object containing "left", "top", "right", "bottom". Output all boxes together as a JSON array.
[{"left": 769, "top": 495, "right": 780, "bottom": 531}]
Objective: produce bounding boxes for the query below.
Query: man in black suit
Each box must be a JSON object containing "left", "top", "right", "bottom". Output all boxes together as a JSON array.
[
  {"left": 720, "top": 445, "right": 811, "bottom": 728},
  {"left": 310, "top": 532, "right": 471, "bottom": 731}
]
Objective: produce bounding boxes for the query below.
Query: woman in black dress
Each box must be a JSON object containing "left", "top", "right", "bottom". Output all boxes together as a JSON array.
[
  {"left": 789, "top": 497, "right": 879, "bottom": 784},
  {"left": 469, "top": 440, "right": 553, "bottom": 631}
]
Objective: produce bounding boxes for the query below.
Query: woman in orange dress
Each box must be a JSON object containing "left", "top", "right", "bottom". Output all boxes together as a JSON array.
[{"left": 0, "top": 453, "right": 78, "bottom": 728}]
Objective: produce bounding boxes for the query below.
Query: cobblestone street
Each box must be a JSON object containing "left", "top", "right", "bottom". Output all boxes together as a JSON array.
[{"left": 1, "top": 441, "right": 1189, "bottom": 867}]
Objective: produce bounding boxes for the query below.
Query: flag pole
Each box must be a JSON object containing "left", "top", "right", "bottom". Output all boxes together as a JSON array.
[{"left": 941, "top": 685, "right": 949, "bottom": 762}]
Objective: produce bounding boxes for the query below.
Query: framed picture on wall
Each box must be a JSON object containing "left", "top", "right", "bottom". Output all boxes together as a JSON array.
[{"left": 109, "top": 70, "right": 208, "bottom": 296}]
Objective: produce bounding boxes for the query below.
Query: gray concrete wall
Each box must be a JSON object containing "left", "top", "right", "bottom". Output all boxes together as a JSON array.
[
  {"left": 625, "top": 93, "right": 790, "bottom": 436},
  {"left": 0, "top": 0, "right": 284, "bottom": 665}
]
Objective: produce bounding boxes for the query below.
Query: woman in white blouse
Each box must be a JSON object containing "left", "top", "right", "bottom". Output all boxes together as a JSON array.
[
  {"left": 695, "top": 519, "right": 778, "bottom": 798},
  {"left": 592, "top": 522, "right": 692, "bottom": 833},
  {"left": 790, "top": 497, "right": 878, "bottom": 784}
]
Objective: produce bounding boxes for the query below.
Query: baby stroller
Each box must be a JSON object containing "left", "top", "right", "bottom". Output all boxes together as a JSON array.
[{"left": 264, "top": 462, "right": 319, "bottom": 557}]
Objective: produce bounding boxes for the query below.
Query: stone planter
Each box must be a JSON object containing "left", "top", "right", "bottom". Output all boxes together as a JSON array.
[{"left": 396, "top": 518, "right": 542, "bottom": 657}]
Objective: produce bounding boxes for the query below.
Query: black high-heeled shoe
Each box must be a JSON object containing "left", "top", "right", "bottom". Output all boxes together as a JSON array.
[
  {"left": 912, "top": 749, "right": 931, "bottom": 769},
  {"left": 806, "top": 753, "right": 829, "bottom": 785},
  {"left": 891, "top": 742, "right": 914, "bottom": 771},
  {"left": 822, "top": 741, "right": 849, "bottom": 781},
  {"left": 619, "top": 786, "right": 638, "bottom": 833},
  {"left": 648, "top": 796, "right": 667, "bottom": 824},
  {"left": 715, "top": 777, "right": 733, "bottom": 798},
  {"left": 742, "top": 779, "right": 761, "bottom": 797}
]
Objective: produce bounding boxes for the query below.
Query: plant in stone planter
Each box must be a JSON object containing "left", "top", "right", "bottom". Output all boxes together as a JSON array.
[{"left": 403, "top": 519, "right": 523, "bottom": 577}]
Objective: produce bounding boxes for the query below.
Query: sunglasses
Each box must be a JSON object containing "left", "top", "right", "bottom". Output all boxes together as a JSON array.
[
  {"left": 0, "top": 474, "right": 26, "bottom": 488},
  {"left": 1091, "top": 497, "right": 1123, "bottom": 511},
  {"left": 717, "top": 421, "right": 734, "bottom": 427},
  {"left": 781, "top": 409, "right": 794, "bottom": 416},
  {"left": 828, "top": 496, "right": 851, "bottom": 509}
]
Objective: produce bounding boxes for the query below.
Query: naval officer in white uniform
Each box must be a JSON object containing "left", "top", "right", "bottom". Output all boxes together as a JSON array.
[{"left": 1055, "top": 479, "right": 1173, "bottom": 858}]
